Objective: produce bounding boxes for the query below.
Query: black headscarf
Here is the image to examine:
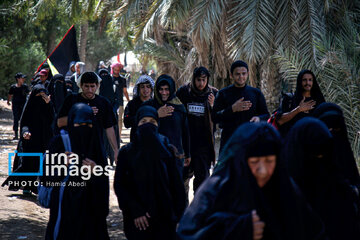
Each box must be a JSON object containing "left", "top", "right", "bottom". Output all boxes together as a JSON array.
[
  {"left": 313, "top": 102, "right": 360, "bottom": 188},
  {"left": 67, "top": 103, "right": 105, "bottom": 166},
  {"left": 154, "top": 74, "right": 185, "bottom": 113},
  {"left": 116, "top": 105, "right": 186, "bottom": 222},
  {"left": 177, "top": 122, "right": 325, "bottom": 240},
  {"left": 189, "top": 67, "right": 211, "bottom": 97},
  {"left": 98, "top": 69, "right": 115, "bottom": 102},
  {"left": 20, "top": 84, "right": 54, "bottom": 150},
  {"left": 283, "top": 117, "right": 360, "bottom": 239},
  {"left": 48, "top": 74, "right": 67, "bottom": 113},
  {"left": 294, "top": 70, "right": 325, "bottom": 106}
]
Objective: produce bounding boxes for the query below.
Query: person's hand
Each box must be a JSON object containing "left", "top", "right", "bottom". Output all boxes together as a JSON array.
[
  {"left": 184, "top": 157, "right": 191, "bottom": 167},
  {"left": 232, "top": 97, "right": 252, "bottom": 112},
  {"left": 134, "top": 212, "right": 151, "bottom": 230},
  {"left": 7, "top": 101, "right": 11, "bottom": 106},
  {"left": 252, "top": 210, "right": 265, "bottom": 240},
  {"left": 298, "top": 97, "right": 316, "bottom": 113},
  {"left": 208, "top": 93, "right": 215, "bottom": 107},
  {"left": 91, "top": 106, "right": 99, "bottom": 115},
  {"left": 23, "top": 131, "right": 31, "bottom": 140},
  {"left": 42, "top": 94, "right": 51, "bottom": 104},
  {"left": 250, "top": 116, "right": 260, "bottom": 123},
  {"left": 82, "top": 158, "right": 96, "bottom": 171},
  {"left": 158, "top": 104, "right": 174, "bottom": 118}
]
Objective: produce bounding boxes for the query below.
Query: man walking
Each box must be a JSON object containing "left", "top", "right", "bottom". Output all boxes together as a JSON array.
[
  {"left": 212, "top": 60, "right": 269, "bottom": 152},
  {"left": 7, "top": 72, "right": 30, "bottom": 139}
]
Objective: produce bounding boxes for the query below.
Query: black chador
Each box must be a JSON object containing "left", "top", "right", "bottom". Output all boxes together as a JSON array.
[
  {"left": 283, "top": 117, "right": 360, "bottom": 240},
  {"left": 177, "top": 123, "right": 326, "bottom": 240},
  {"left": 45, "top": 103, "right": 110, "bottom": 240},
  {"left": 114, "top": 106, "right": 186, "bottom": 240},
  {"left": 2, "top": 84, "right": 54, "bottom": 193},
  {"left": 313, "top": 102, "right": 360, "bottom": 189},
  {"left": 47, "top": 74, "right": 67, "bottom": 114}
]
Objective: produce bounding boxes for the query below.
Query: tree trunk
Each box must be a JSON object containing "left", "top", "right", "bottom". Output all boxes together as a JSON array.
[
  {"left": 79, "top": 21, "right": 89, "bottom": 63},
  {"left": 46, "top": 25, "right": 57, "bottom": 56},
  {"left": 260, "top": 59, "right": 281, "bottom": 113}
]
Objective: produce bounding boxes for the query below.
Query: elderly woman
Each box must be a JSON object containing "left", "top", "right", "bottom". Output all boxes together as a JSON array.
[{"left": 177, "top": 122, "right": 326, "bottom": 240}]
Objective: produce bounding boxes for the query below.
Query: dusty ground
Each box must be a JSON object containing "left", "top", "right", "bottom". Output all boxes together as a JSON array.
[
  {"left": 0, "top": 99, "right": 127, "bottom": 240},
  {"left": 0, "top": 86, "right": 199, "bottom": 239}
]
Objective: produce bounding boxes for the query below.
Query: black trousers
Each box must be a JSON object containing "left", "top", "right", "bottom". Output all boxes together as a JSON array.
[
  {"left": 12, "top": 103, "right": 24, "bottom": 133},
  {"left": 183, "top": 148, "right": 212, "bottom": 203}
]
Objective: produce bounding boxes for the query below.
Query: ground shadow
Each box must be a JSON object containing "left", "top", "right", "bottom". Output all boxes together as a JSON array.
[{"left": 0, "top": 217, "right": 46, "bottom": 240}]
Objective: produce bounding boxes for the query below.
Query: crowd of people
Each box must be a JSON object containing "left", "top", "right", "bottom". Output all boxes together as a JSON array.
[{"left": 2, "top": 59, "right": 360, "bottom": 239}]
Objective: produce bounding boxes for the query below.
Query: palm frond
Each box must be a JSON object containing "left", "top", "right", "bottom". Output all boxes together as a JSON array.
[{"left": 228, "top": 0, "right": 275, "bottom": 64}]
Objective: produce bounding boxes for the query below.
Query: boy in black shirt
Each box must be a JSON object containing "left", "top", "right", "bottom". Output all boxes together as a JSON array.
[{"left": 7, "top": 72, "right": 30, "bottom": 139}]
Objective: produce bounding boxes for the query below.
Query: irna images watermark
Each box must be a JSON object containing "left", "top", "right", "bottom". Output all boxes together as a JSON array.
[{"left": 8, "top": 150, "right": 112, "bottom": 181}]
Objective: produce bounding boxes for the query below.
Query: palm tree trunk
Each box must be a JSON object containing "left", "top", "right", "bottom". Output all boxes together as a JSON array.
[{"left": 79, "top": 21, "right": 89, "bottom": 62}]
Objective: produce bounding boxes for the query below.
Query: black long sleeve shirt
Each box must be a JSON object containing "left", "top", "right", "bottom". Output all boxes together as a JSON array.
[{"left": 212, "top": 84, "right": 269, "bottom": 150}]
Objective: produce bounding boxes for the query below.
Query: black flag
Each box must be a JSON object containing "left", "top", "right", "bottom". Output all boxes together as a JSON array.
[{"left": 37, "top": 25, "right": 80, "bottom": 75}]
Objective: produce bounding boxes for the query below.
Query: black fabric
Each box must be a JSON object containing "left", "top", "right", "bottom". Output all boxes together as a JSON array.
[
  {"left": 212, "top": 84, "right": 269, "bottom": 151},
  {"left": 112, "top": 75, "right": 126, "bottom": 107},
  {"left": 143, "top": 75, "right": 191, "bottom": 159},
  {"left": 12, "top": 102, "right": 25, "bottom": 133},
  {"left": 283, "top": 117, "right": 360, "bottom": 240},
  {"left": 45, "top": 103, "right": 109, "bottom": 240},
  {"left": 47, "top": 26, "right": 80, "bottom": 76},
  {"left": 276, "top": 70, "right": 325, "bottom": 137},
  {"left": 47, "top": 74, "right": 67, "bottom": 114},
  {"left": 176, "top": 76, "right": 218, "bottom": 194},
  {"left": 177, "top": 122, "right": 326, "bottom": 240},
  {"left": 143, "top": 98, "right": 190, "bottom": 158},
  {"left": 8, "top": 84, "right": 29, "bottom": 104},
  {"left": 69, "top": 74, "right": 80, "bottom": 93},
  {"left": 2, "top": 84, "right": 54, "bottom": 192},
  {"left": 136, "top": 105, "right": 159, "bottom": 124},
  {"left": 313, "top": 103, "right": 360, "bottom": 186},
  {"left": 114, "top": 120, "right": 186, "bottom": 240},
  {"left": 124, "top": 96, "right": 144, "bottom": 142},
  {"left": 58, "top": 93, "right": 116, "bottom": 147}
]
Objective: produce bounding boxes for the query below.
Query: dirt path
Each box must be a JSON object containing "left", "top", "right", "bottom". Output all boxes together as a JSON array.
[
  {"left": 0, "top": 86, "right": 198, "bottom": 239},
  {"left": 0, "top": 100, "right": 127, "bottom": 240}
]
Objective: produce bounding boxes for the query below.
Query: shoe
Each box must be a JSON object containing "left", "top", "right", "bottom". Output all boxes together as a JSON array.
[{"left": 13, "top": 136, "right": 18, "bottom": 140}]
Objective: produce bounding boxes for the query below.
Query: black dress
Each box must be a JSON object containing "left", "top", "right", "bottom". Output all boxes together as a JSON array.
[{"left": 177, "top": 122, "right": 326, "bottom": 240}]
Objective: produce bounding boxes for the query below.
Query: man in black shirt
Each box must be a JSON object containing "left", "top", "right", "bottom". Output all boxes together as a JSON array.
[
  {"left": 176, "top": 67, "right": 218, "bottom": 194},
  {"left": 7, "top": 72, "right": 30, "bottom": 139},
  {"left": 276, "top": 69, "right": 325, "bottom": 137},
  {"left": 212, "top": 60, "right": 269, "bottom": 152},
  {"left": 111, "top": 62, "right": 130, "bottom": 142},
  {"left": 57, "top": 71, "right": 119, "bottom": 163}
]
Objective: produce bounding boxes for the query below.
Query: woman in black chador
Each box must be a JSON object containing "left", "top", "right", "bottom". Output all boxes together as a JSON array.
[
  {"left": 45, "top": 103, "right": 110, "bottom": 240},
  {"left": 313, "top": 102, "right": 360, "bottom": 190},
  {"left": 2, "top": 84, "right": 54, "bottom": 194},
  {"left": 177, "top": 122, "right": 326, "bottom": 240},
  {"left": 114, "top": 105, "right": 186, "bottom": 240},
  {"left": 283, "top": 117, "right": 360, "bottom": 240}
]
